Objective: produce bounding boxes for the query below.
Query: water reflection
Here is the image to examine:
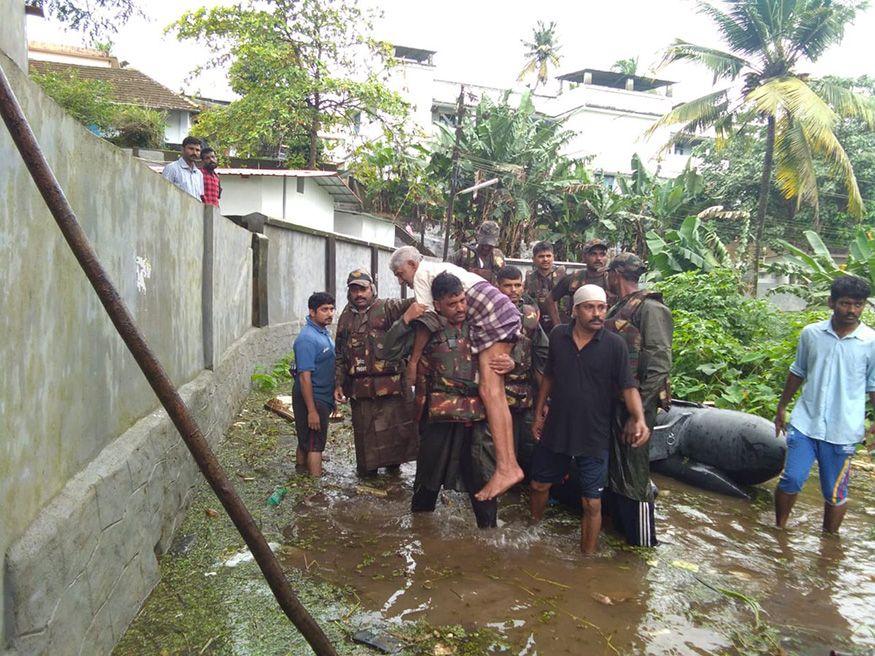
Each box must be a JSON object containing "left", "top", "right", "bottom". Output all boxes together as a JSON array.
[{"left": 277, "top": 451, "right": 875, "bottom": 655}]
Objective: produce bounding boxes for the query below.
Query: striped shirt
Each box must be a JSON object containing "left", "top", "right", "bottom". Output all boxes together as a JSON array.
[{"left": 162, "top": 158, "right": 204, "bottom": 200}]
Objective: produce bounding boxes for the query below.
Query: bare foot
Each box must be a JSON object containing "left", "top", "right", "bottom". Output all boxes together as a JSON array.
[{"left": 475, "top": 466, "right": 524, "bottom": 501}]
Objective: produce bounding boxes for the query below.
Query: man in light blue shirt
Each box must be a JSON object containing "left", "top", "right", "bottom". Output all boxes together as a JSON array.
[
  {"left": 774, "top": 275, "right": 875, "bottom": 533},
  {"left": 161, "top": 136, "right": 204, "bottom": 200}
]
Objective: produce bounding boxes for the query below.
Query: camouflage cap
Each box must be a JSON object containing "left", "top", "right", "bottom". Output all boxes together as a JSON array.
[
  {"left": 607, "top": 252, "right": 646, "bottom": 275},
  {"left": 582, "top": 238, "right": 609, "bottom": 253},
  {"left": 346, "top": 268, "right": 374, "bottom": 288},
  {"left": 476, "top": 221, "right": 500, "bottom": 246}
]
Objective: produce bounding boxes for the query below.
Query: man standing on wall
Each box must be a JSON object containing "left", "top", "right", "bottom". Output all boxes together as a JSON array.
[
  {"left": 292, "top": 292, "right": 336, "bottom": 477},
  {"left": 334, "top": 269, "right": 420, "bottom": 476},
  {"left": 524, "top": 241, "right": 566, "bottom": 335},
  {"left": 530, "top": 284, "right": 648, "bottom": 555},
  {"left": 774, "top": 275, "right": 875, "bottom": 533},
  {"left": 200, "top": 147, "right": 222, "bottom": 207},
  {"left": 604, "top": 253, "right": 672, "bottom": 547},
  {"left": 546, "top": 239, "right": 616, "bottom": 327},
  {"left": 161, "top": 136, "right": 204, "bottom": 200},
  {"left": 448, "top": 221, "right": 506, "bottom": 284}
]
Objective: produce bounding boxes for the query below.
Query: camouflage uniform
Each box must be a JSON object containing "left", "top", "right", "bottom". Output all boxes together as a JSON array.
[
  {"left": 507, "top": 303, "right": 549, "bottom": 472},
  {"left": 379, "top": 314, "right": 498, "bottom": 528},
  {"left": 604, "top": 253, "right": 673, "bottom": 547},
  {"left": 448, "top": 221, "right": 506, "bottom": 284},
  {"left": 524, "top": 265, "right": 566, "bottom": 334},
  {"left": 334, "top": 270, "right": 418, "bottom": 474}
]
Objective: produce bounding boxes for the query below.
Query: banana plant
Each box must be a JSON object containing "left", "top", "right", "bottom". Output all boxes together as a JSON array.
[
  {"left": 645, "top": 214, "right": 733, "bottom": 280},
  {"left": 770, "top": 228, "right": 875, "bottom": 306}
]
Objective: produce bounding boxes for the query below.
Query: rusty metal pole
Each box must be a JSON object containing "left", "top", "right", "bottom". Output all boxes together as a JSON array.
[{"left": 0, "top": 65, "right": 337, "bottom": 656}]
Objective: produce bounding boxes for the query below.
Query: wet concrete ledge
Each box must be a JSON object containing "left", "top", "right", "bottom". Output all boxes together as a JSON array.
[{"left": 3, "top": 321, "right": 301, "bottom": 656}]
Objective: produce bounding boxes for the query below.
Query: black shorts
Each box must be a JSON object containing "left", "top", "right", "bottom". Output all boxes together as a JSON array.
[
  {"left": 530, "top": 444, "right": 608, "bottom": 499},
  {"left": 292, "top": 386, "right": 331, "bottom": 453}
]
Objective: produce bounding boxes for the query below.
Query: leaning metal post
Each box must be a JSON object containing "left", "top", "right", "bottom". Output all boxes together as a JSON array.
[{"left": 0, "top": 64, "right": 337, "bottom": 656}]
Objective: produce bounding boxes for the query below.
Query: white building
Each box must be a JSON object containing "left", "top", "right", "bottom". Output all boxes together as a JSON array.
[
  {"left": 194, "top": 168, "right": 396, "bottom": 247},
  {"left": 346, "top": 45, "right": 698, "bottom": 180},
  {"left": 28, "top": 42, "right": 199, "bottom": 146}
]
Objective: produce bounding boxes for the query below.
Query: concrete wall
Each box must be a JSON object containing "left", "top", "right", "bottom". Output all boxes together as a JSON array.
[
  {"left": 0, "top": 0, "right": 26, "bottom": 71},
  {"left": 1, "top": 16, "right": 412, "bottom": 653}
]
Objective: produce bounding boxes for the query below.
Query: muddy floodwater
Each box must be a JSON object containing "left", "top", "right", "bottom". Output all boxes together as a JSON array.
[{"left": 117, "top": 390, "right": 875, "bottom": 655}]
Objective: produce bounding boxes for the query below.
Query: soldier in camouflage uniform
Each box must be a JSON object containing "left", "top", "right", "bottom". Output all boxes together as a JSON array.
[
  {"left": 379, "top": 272, "right": 500, "bottom": 528},
  {"left": 334, "top": 269, "right": 419, "bottom": 476},
  {"left": 547, "top": 238, "right": 617, "bottom": 327},
  {"left": 524, "top": 241, "right": 567, "bottom": 335},
  {"left": 495, "top": 266, "right": 550, "bottom": 472},
  {"left": 604, "top": 253, "right": 673, "bottom": 547},
  {"left": 448, "top": 221, "right": 506, "bottom": 284}
]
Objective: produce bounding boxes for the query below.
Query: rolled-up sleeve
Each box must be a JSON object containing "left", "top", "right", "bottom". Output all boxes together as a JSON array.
[{"left": 789, "top": 329, "right": 809, "bottom": 379}]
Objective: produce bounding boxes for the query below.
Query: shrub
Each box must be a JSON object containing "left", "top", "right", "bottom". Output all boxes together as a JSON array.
[
  {"left": 654, "top": 269, "right": 830, "bottom": 417},
  {"left": 106, "top": 105, "right": 166, "bottom": 149}
]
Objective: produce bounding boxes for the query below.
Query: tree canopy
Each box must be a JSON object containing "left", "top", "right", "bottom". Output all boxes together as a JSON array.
[
  {"left": 169, "top": 0, "right": 406, "bottom": 168},
  {"left": 648, "top": 0, "right": 875, "bottom": 282},
  {"left": 518, "top": 21, "right": 562, "bottom": 90}
]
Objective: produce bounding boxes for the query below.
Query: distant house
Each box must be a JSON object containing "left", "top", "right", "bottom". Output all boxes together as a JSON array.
[
  {"left": 338, "top": 45, "right": 700, "bottom": 179},
  {"left": 28, "top": 42, "right": 199, "bottom": 147},
  {"left": 148, "top": 166, "right": 396, "bottom": 247}
]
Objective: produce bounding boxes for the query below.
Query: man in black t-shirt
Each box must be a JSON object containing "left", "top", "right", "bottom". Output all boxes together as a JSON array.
[{"left": 530, "top": 284, "right": 649, "bottom": 555}]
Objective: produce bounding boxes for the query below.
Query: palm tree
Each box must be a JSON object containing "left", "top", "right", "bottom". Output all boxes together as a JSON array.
[
  {"left": 611, "top": 57, "right": 639, "bottom": 77},
  {"left": 518, "top": 21, "right": 562, "bottom": 90},
  {"left": 648, "top": 0, "right": 875, "bottom": 284}
]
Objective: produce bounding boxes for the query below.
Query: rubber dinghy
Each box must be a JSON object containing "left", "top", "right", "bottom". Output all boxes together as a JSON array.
[
  {"left": 521, "top": 401, "right": 786, "bottom": 502},
  {"left": 649, "top": 400, "right": 787, "bottom": 499}
]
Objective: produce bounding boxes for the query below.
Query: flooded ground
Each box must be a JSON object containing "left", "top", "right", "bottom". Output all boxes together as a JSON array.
[{"left": 116, "top": 388, "right": 875, "bottom": 655}]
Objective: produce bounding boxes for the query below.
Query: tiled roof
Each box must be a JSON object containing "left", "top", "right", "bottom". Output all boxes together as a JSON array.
[{"left": 29, "top": 60, "right": 199, "bottom": 112}]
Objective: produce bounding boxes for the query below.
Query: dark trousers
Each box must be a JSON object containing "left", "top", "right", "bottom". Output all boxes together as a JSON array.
[{"left": 411, "top": 426, "right": 497, "bottom": 529}]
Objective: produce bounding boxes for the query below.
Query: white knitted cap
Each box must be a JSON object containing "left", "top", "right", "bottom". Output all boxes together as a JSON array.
[{"left": 573, "top": 284, "right": 607, "bottom": 306}]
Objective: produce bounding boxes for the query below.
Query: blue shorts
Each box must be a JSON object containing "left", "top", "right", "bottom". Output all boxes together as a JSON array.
[
  {"left": 530, "top": 444, "right": 608, "bottom": 499},
  {"left": 777, "top": 426, "right": 855, "bottom": 505}
]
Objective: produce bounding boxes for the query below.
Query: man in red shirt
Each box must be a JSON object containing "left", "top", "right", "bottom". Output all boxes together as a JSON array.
[{"left": 200, "top": 147, "right": 222, "bottom": 207}]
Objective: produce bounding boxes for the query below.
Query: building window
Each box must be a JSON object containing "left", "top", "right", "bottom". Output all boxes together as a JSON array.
[
  {"left": 673, "top": 142, "right": 693, "bottom": 156},
  {"left": 296, "top": 177, "right": 305, "bottom": 194}
]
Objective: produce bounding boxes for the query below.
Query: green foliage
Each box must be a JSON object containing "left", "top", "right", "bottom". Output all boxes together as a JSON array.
[
  {"left": 348, "top": 127, "right": 444, "bottom": 231},
  {"left": 518, "top": 21, "right": 562, "bottom": 89},
  {"left": 770, "top": 227, "right": 875, "bottom": 306},
  {"left": 655, "top": 269, "right": 828, "bottom": 417},
  {"left": 169, "top": 0, "right": 406, "bottom": 168},
  {"left": 31, "top": 70, "right": 116, "bottom": 129},
  {"left": 646, "top": 214, "right": 735, "bottom": 280},
  {"left": 651, "top": 0, "right": 873, "bottom": 279},
  {"left": 106, "top": 105, "right": 166, "bottom": 148},
  {"left": 36, "top": 0, "right": 141, "bottom": 44},
  {"left": 251, "top": 352, "right": 295, "bottom": 393}
]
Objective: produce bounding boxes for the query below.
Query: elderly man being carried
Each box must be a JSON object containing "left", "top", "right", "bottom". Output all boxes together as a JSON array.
[{"left": 390, "top": 245, "right": 523, "bottom": 501}]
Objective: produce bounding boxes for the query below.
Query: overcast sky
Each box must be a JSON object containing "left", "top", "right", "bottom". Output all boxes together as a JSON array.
[{"left": 26, "top": 0, "right": 875, "bottom": 103}]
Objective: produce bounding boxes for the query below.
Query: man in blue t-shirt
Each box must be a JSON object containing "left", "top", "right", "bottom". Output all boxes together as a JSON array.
[
  {"left": 293, "top": 292, "right": 336, "bottom": 476},
  {"left": 775, "top": 275, "right": 875, "bottom": 533}
]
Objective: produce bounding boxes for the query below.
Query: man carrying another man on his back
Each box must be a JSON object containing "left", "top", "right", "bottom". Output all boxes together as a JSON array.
[
  {"left": 530, "top": 284, "right": 649, "bottom": 555},
  {"left": 292, "top": 292, "right": 336, "bottom": 477},
  {"left": 162, "top": 135, "right": 204, "bottom": 201},
  {"left": 379, "top": 272, "right": 502, "bottom": 528},
  {"left": 334, "top": 269, "right": 419, "bottom": 476}
]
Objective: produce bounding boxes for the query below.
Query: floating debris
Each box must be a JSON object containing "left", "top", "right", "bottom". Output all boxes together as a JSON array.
[
  {"left": 221, "top": 542, "right": 280, "bottom": 568},
  {"left": 351, "top": 629, "right": 403, "bottom": 654}
]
